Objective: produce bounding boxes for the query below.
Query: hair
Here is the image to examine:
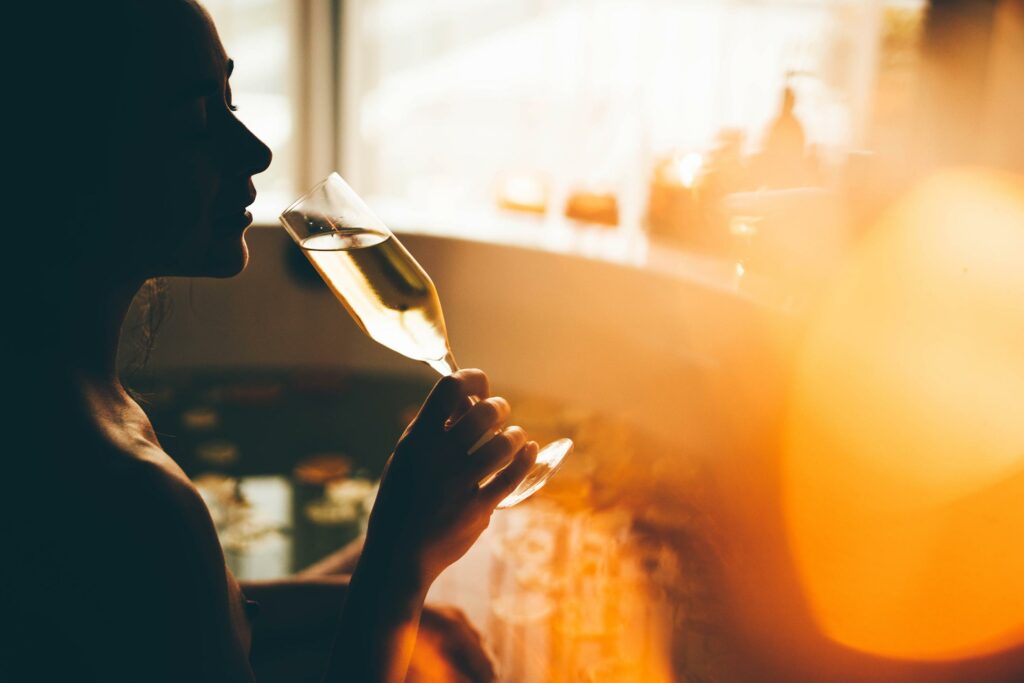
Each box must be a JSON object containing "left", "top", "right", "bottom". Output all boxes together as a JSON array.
[
  {"left": 9, "top": 2, "right": 179, "bottom": 362},
  {"left": 11, "top": 3, "right": 130, "bottom": 286},
  {"left": 126, "top": 279, "right": 171, "bottom": 375}
]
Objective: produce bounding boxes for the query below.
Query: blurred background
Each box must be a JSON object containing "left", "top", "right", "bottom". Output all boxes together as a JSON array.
[{"left": 124, "top": 1, "right": 1023, "bottom": 681}]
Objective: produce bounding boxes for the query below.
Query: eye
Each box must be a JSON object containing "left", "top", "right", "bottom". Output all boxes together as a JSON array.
[{"left": 225, "top": 80, "right": 238, "bottom": 112}]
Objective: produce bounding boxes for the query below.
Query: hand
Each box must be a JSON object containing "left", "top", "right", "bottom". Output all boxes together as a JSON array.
[
  {"left": 362, "top": 369, "right": 538, "bottom": 587},
  {"left": 408, "top": 605, "right": 497, "bottom": 683}
]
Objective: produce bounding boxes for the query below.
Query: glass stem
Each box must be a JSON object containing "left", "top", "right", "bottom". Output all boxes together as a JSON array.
[{"left": 425, "top": 351, "right": 459, "bottom": 378}]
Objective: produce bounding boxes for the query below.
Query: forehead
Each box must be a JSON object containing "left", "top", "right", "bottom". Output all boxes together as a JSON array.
[{"left": 129, "top": 0, "right": 228, "bottom": 97}]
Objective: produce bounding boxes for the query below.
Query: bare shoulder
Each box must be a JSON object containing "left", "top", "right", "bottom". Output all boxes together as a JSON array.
[
  {"left": 4, "top": 436, "right": 255, "bottom": 682},
  {"left": 88, "top": 445, "right": 239, "bottom": 626},
  {"left": 103, "top": 443, "right": 215, "bottom": 536}
]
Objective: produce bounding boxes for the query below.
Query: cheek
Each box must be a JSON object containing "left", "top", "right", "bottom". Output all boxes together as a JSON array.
[
  {"left": 128, "top": 144, "right": 221, "bottom": 270},
  {"left": 105, "top": 131, "right": 231, "bottom": 276},
  {"left": 158, "top": 148, "right": 219, "bottom": 241}
]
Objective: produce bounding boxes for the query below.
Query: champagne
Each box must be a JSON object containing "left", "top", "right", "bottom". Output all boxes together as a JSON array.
[
  {"left": 300, "top": 228, "right": 453, "bottom": 368},
  {"left": 282, "top": 174, "right": 572, "bottom": 509}
]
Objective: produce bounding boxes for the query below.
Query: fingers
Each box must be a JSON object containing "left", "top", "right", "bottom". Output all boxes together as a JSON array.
[
  {"left": 443, "top": 396, "right": 476, "bottom": 431},
  {"left": 478, "top": 441, "right": 538, "bottom": 509},
  {"left": 418, "top": 370, "right": 489, "bottom": 429},
  {"left": 447, "top": 397, "right": 511, "bottom": 451},
  {"left": 463, "top": 425, "right": 526, "bottom": 483}
]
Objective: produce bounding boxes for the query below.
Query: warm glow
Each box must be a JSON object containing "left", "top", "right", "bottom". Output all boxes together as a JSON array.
[
  {"left": 496, "top": 172, "right": 549, "bottom": 214},
  {"left": 783, "top": 169, "right": 1024, "bottom": 661},
  {"left": 407, "top": 624, "right": 466, "bottom": 682},
  {"left": 670, "top": 153, "right": 704, "bottom": 189},
  {"left": 728, "top": 216, "right": 760, "bottom": 238}
]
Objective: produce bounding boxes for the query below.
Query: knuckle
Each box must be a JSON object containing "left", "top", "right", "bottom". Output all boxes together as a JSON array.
[
  {"left": 472, "top": 369, "right": 490, "bottom": 393},
  {"left": 437, "top": 373, "right": 462, "bottom": 394},
  {"left": 478, "top": 399, "right": 501, "bottom": 422},
  {"left": 502, "top": 426, "right": 527, "bottom": 445},
  {"left": 494, "top": 432, "right": 516, "bottom": 451},
  {"left": 459, "top": 368, "right": 485, "bottom": 384}
]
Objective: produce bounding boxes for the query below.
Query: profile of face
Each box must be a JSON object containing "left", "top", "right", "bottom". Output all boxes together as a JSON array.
[{"left": 93, "top": 0, "right": 272, "bottom": 281}]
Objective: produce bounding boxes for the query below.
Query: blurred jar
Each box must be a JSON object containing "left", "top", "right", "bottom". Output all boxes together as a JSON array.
[
  {"left": 496, "top": 170, "right": 550, "bottom": 216},
  {"left": 565, "top": 187, "right": 620, "bottom": 227},
  {"left": 646, "top": 151, "right": 705, "bottom": 245},
  {"left": 647, "top": 130, "right": 752, "bottom": 252},
  {"left": 291, "top": 453, "right": 359, "bottom": 571}
]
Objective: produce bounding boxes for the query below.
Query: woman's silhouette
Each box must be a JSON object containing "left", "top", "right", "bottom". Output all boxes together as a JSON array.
[{"left": 2, "top": 2, "right": 537, "bottom": 681}]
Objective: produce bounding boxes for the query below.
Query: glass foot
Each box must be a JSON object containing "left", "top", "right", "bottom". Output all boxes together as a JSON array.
[{"left": 497, "top": 438, "right": 573, "bottom": 509}]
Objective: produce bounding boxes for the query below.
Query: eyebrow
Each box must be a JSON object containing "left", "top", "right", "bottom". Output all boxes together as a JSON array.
[
  {"left": 175, "top": 79, "right": 219, "bottom": 105},
  {"left": 170, "top": 58, "right": 234, "bottom": 106}
]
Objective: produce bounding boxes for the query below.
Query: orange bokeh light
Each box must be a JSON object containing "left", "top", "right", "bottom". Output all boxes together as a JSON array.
[{"left": 783, "top": 169, "right": 1024, "bottom": 661}]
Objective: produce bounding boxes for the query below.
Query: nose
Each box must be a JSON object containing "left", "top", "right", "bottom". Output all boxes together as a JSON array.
[{"left": 231, "top": 117, "right": 273, "bottom": 177}]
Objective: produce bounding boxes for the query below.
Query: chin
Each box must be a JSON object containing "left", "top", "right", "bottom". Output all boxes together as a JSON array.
[
  {"left": 177, "top": 233, "right": 248, "bottom": 278},
  {"left": 155, "top": 225, "right": 253, "bottom": 278},
  {"left": 194, "top": 233, "right": 251, "bottom": 278}
]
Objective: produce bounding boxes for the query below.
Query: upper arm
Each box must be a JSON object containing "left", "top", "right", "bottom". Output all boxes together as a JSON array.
[{"left": 80, "top": 460, "right": 256, "bottom": 683}]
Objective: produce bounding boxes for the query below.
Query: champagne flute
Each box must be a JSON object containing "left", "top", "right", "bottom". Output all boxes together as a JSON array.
[{"left": 280, "top": 173, "right": 572, "bottom": 508}]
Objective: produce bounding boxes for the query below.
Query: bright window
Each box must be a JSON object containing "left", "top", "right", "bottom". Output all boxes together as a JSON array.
[
  {"left": 203, "top": 0, "right": 296, "bottom": 218},
  {"left": 340, "top": 0, "right": 912, "bottom": 230}
]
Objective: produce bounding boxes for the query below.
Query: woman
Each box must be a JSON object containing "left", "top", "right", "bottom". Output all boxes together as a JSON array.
[{"left": 2, "top": 1, "right": 538, "bottom": 681}]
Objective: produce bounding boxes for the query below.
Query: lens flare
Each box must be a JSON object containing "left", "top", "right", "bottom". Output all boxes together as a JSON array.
[{"left": 783, "top": 169, "right": 1024, "bottom": 661}]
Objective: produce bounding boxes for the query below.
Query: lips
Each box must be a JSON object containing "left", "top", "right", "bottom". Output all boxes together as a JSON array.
[
  {"left": 219, "top": 210, "right": 253, "bottom": 231},
  {"left": 214, "top": 185, "right": 257, "bottom": 230},
  {"left": 213, "top": 205, "right": 254, "bottom": 231}
]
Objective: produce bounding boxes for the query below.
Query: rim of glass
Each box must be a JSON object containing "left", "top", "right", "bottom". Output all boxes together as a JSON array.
[{"left": 279, "top": 171, "right": 344, "bottom": 219}]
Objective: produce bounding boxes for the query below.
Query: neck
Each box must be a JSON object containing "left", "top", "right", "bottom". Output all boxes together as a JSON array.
[{"left": 49, "top": 275, "right": 145, "bottom": 403}]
